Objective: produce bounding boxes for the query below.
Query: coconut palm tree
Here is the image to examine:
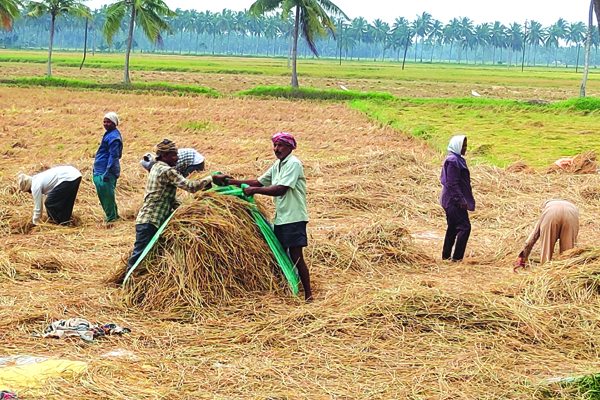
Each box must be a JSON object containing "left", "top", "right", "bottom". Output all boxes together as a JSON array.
[
  {"left": 428, "top": 19, "right": 443, "bottom": 62},
  {"left": 457, "top": 16, "right": 473, "bottom": 63},
  {"left": 103, "top": 0, "right": 175, "bottom": 84},
  {"left": 249, "top": 0, "right": 347, "bottom": 88},
  {"left": 527, "top": 20, "right": 544, "bottom": 65},
  {"left": 349, "top": 16, "right": 367, "bottom": 60},
  {"left": 442, "top": 18, "right": 459, "bottom": 62},
  {"left": 490, "top": 21, "right": 506, "bottom": 64},
  {"left": 27, "top": 0, "right": 90, "bottom": 76},
  {"left": 545, "top": 21, "right": 566, "bottom": 66},
  {"left": 567, "top": 21, "right": 586, "bottom": 71},
  {"left": 0, "top": 0, "right": 21, "bottom": 30},
  {"left": 413, "top": 11, "right": 432, "bottom": 62},
  {"left": 474, "top": 22, "right": 490, "bottom": 64},
  {"left": 506, "top": 22, "right": 523, "bottom": 67}
]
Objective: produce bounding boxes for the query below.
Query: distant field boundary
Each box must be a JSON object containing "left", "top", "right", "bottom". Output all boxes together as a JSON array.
[
  {"left": 238, "top": 85, "right": 600, "bottom": 112},
  {"left": 237, "top": 86, "right": 396, "bottom": 101},
  {"left": 0, "top": 77, "right": 221, "bottom": 97}
]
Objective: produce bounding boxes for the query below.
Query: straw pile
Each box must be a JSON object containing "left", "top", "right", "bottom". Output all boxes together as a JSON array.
[
  {"left": 547, "top": 150, "right": 598, "bottom": 174},
  {"left": 121, "top": 192, "right": 285, "bottom": 315}
]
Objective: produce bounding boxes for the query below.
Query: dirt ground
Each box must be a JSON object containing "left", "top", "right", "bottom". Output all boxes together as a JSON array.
[
  {"left": 1, "top": 62, "right": 597, "bottom": 100},
  {"left": 1, "top": 86, "right": 600, "bottom": 399}
]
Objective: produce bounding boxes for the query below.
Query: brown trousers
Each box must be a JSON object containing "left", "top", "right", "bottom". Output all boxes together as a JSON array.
[{"left": 539, "top": 200, "right": 579, "bottom": 264}]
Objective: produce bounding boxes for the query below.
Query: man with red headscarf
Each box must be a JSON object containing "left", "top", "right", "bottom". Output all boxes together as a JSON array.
[{"left": 213, "top": 132, "right": 312, "bottom": 301}]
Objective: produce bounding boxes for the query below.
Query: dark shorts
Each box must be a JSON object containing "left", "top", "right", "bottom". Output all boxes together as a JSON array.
[
  {"left": 274, "top": 221, "right": 308, "bottom": 249},
  {"left": 184, "top": 162, "right": 205, "bottom": 177}
]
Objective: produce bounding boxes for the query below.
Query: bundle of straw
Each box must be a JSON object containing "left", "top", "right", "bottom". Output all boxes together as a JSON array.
[{"left": 121, "top": 192, "right": 285, "bottom": 314}]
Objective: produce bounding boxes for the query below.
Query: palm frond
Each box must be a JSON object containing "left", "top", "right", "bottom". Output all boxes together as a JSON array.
[
  {"left": 249, "top": 0, "right": 282, "bottom": 16},
  {"left": 102, "top": 0, "right": 127, "bottom": 44}
]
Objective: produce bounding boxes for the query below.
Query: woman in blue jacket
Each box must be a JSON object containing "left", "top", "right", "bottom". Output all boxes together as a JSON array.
[{"left": 440, "top": 135, "right": 475, "bottom": 262}]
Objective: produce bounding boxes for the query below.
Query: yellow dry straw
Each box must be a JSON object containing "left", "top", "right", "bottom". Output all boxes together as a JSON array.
[{"left": 121, "top": 192, "right": 285, "bottom": 316}]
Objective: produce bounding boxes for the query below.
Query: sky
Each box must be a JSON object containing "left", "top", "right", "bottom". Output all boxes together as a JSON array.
[{"left": 86, "top": 0, "right": 591, "bottom": 27}]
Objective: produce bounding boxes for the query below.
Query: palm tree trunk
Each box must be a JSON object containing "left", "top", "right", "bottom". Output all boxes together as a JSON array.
[
  {"left": 402, "top": 39, "right": 409, "bottom": 70},
  {"left": 123, "top": 5, "right": 136, "bottom": 85},
  {"left": 47, "top": 13, "right": 56, "bottom": 76},
  {"left": 576, "top": 45, "right": 581, "bottom": 72},
  {"left": 493, "top": 46, "right": 496, "bottom": 64},
  {"left": 420, "top": 37, "right": 424, "bottom": 62},
  {"left": 581, "top": 0, "right": 594, "bottom": 96},
  {"left": 80, "top": 18, "right": 88, "bottom": 70},
  {"left": 533, "top": 43, "right": 537, "bottom": 66},
  {"left": 291, "top": 6, "right": 300, "bottom": 88},
  {"left": 430, "top": 44, "right": 434, "bottom": 62},
  {"left": 449, "top": 41, "right": 453, "bottom": 62}
]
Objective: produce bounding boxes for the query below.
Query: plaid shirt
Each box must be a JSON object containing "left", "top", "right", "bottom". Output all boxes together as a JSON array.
[
  {"left": 176, "top": 148, "right": 204, "bottom": 176},
  {"left": 136, "top": 161, "right": 212, "bottom": 228}
]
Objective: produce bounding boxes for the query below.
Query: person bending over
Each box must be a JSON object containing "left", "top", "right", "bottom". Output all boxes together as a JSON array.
[
  {"left": 515, "top": 199, "right": 579, "bottom": 271},
  {"left": 17, "top": 165, "right": 82, "bottom": 225}
]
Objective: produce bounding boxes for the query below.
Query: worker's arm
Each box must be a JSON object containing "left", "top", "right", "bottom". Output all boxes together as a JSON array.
[
  {"left": 31, "top": 182, "right": 43, "bottom": 225},
  {"left": 229, "top": 179, "right": 263, "bottom": 187},
  {"left": 244, "top": 185, "right": 288, "bottom": 197},
  {"left": 517, "top": 219, "right": 542, "bottom": 264},
  {"left": 166, "top": 168, "right": 212, "bottom": 193}
]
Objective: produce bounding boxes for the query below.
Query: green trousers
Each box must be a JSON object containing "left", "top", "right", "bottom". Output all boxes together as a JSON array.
[{"left": 93, "top": 175, "right": 119, "bottom": 222}]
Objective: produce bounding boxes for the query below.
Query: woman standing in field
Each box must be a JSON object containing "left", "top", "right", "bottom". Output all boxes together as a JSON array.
[{"left": 440, "top": 135, "right": 475, "bottom": 262}]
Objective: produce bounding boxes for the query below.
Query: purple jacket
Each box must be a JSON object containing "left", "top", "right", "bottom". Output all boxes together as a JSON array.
[{"left": 440, "top": 152, "right": 475, "bottom": 211}]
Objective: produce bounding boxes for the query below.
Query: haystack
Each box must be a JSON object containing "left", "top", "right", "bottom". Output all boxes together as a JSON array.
[{"left": 120, "top": 192, "right": 285, "bottom": 314}]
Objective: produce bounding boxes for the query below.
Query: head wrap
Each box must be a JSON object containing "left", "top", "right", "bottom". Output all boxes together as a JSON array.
[
  {"left": 447, "top": 135, "right": 466, "bottom": 156},
  {"left": 155, "top": 139, "right": 178, "bottom": 156},
  {"left": 104, "top": 112, "right": 119, "bottom": 127},
  {"left": 271, "top": 132, "right": 297, "bottom": 149},
  {"left": 17, "top": 173, "right": 32, "bottom": 192},
  {"left": 141, "top": 152, "right": 156, "bottom": 172}
]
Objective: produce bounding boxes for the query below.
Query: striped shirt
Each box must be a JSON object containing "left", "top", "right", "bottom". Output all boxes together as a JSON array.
[{"left": 136, "top": 161, "right": 212, "bottom": 228}]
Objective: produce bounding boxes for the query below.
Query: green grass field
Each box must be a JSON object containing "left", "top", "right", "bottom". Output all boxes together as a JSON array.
[
  {"left": 3, "top": 50, "right": 600, "bottom": 89},
  {"left": 350, "top": 98, "right": 600, "bottom": 167},
  {"left": 2, "top": 49, "right": 600, "bottom": 169}
]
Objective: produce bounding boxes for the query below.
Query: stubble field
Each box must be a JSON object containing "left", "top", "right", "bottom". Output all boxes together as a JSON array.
[{"left": 1, "top": 56, "right": 600, "bottom": 399}]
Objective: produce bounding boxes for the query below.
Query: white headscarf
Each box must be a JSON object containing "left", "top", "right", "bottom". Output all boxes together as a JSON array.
[
  {"left": 104, "top": 112, "right": 119, "bottom": 126},
  {"left": 447, "top": 135, "right": 466, "bottom": 156},
  {"left": 17, "top": 173, "right": 32, "bottom": 192}
]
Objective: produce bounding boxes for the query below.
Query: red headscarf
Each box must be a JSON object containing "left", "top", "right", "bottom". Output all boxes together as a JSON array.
[{"left": 271, "top": 132, "right": 297, "bottom": 149}]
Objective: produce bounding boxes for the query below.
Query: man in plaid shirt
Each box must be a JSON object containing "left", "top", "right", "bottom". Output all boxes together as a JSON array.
[{"left": 126, "top": 139, "right": 214, "bottom": 272}]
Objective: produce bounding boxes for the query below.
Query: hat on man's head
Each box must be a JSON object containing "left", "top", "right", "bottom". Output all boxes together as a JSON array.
[
  {"left": 104, "top": 112, "right": 119, "bottom": 126},
  {"left": 155, "top": 139, "right": 178, "bottom": 156},
  {"left": 17, "top": 173, "right": 32, "bottom": 192}
]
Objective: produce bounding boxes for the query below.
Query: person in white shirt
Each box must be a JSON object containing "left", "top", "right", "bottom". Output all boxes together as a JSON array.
[
  {"left": 140, "top": 148, "right": 205, "bottom": 177},
  {"left": 17, "top": 166, "right": 82, "bottom": 225}
]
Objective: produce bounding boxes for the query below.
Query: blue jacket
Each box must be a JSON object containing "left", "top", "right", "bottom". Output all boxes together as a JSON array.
[
  {"left": 93, "top": 128, "right": 123, "bottom": 179},
  {"left": 440, "top": 152, "right": 475, "bottom": 211}
]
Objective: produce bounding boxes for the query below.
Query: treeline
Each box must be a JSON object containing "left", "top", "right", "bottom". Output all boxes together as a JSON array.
[{"left": 2, "top": 8, "right": 598, "bottom": 67}]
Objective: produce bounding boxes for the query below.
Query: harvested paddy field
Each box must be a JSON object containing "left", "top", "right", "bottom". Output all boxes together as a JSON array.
[{"left": 1, "top": 86, "right": 600, "bottom": 398}]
